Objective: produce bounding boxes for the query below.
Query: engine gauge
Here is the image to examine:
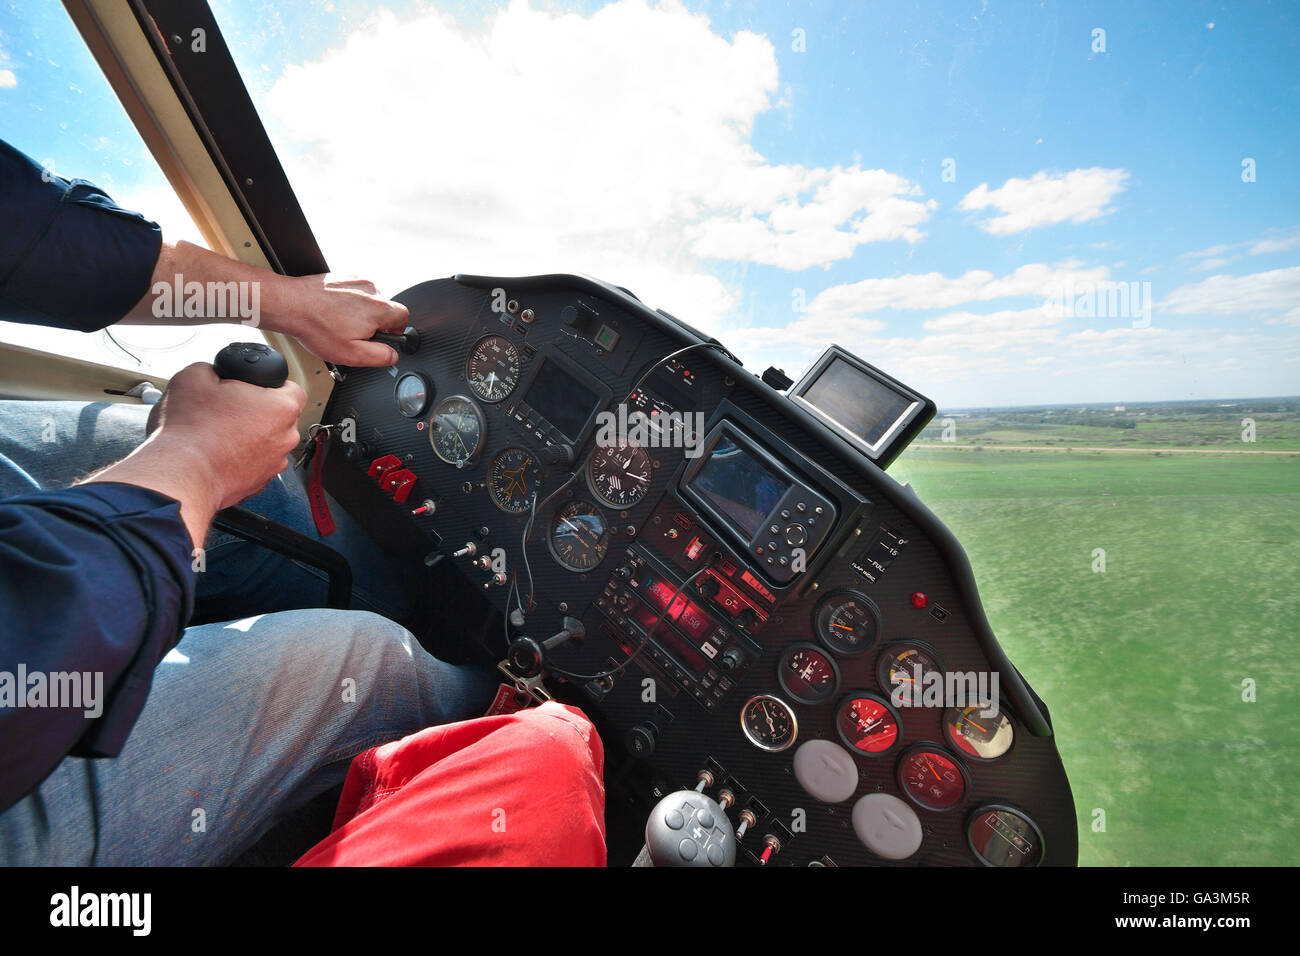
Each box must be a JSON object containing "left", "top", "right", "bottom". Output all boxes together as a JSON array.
[
  {"left": 548, "top": 500, "right": 610, "bottom": 572},
  {"left": 876, "top": 642, "right": 945, "bottom": 707},
  {"left": 944, "top": 705, "right": 1015, "bottom": 761},
  {"left": 967, "top": 805, "right": 1044, "bottom": 867},
  {"left": 487, "top": 447, "right": 542, "bottom": 515},
  {"left": 835, "top": 692, "right": 901, "bottom": 756},
  {"left": 897, "top": 745, "right": 968, "bottom": 811},
  {"left": 466, "top": 334, "right": 521, "bottom": 403},
  {"left": 429, "top": 395, "right": 486, "bottom": 467},
  {"left": 813, "top": 591, "right": 880, "bottom": 656},
  {"left": 394, "top": 372, "right": 433, "bottom": 419},
  {"left": 777, "top": 643, "right": 840, "bottom": 705},
  {"left": 740, "top": 694, "right": 798, "bottom": 753},
  {"left": 586, "top": 440, "right": 651, "bottom": 509}
]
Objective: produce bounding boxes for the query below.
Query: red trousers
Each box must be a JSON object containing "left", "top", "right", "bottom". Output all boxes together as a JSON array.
[{"left": 294, "top": 701, "right": 606, "bottom": 866}]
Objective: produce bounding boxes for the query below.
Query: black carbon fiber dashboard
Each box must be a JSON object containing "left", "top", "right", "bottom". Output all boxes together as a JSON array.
[{"left": 319, "top": 274, "right": 1078, "bottom": 867}]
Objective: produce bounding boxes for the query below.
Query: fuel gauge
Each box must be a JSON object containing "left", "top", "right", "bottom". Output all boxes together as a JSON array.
[
  {"left": 777, "top": 643, "right": 840, "bottom": 705},
  {"left": 835, "top": 692, "right": 901, "bottom": 756}
]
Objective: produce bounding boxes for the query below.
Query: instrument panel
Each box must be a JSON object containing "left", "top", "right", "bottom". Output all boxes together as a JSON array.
[{"left": 318, "top": 274, "right": 1077, "bottom": 867}]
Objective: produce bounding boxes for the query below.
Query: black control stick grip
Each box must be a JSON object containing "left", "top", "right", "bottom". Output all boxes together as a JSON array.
[
  {"left": 369, "top": 326, "right": 421, "bottom": 355},
  {"left": 213, "top": 342, "right": 289, "bottom": 388}
]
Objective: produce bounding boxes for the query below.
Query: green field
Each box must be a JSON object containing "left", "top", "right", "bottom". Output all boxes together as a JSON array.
[{"left": 888, "top": 446, "right": 1300, "bottom": 866}]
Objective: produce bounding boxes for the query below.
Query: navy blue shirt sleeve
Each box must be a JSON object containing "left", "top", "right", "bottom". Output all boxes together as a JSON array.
[
  {"left": 0, "top": 483, "right": 195, "bottom": 813},
  {"left": 0, "top": 138, "right": 163, "bottom": 330}
]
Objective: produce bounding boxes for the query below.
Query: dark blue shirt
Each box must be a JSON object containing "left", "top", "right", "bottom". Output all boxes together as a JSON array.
[{"left": 1, "top": 139, "right": 194, "bottom": 813}]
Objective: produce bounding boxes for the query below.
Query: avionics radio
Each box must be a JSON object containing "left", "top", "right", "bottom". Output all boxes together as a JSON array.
[{"left": 595, "top": 549, "right": 761, "bottom": 712}]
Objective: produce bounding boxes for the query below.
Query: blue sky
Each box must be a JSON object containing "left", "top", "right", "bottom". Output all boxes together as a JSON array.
[{"left": 2, "top": 0, "right": 1297, "bottom": 405}]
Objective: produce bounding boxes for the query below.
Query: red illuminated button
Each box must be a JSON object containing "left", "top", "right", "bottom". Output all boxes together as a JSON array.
[{"left": 910, "top": 592, "right": 929, "bottom": 609}]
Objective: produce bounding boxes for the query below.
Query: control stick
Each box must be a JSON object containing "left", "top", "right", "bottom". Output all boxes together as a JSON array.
[
  {"left": 637, "top": 789, "right": 737, "bottom": 867},
  {"left": 213, "top": 342, "right": 289, "bottom": 388}
]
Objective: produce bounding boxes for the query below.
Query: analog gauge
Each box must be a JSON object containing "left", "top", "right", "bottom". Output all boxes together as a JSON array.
[
  {"left": 897, "top": 746, "right": 968, "bottom": 811},
  {"left": 945, "top": 705, "right": 1015, "bottom": 761},
  {"left": 835, "top": 692, "right": 901, "bottom": 756},
  {"left": 777, "top": 643, "right": 840, "bottom": 705},
  {"left": 394, "top": 372, "right": 433, "bottom": 419},
  {"left": 429, "top": 394, "right": 486, "bottom": 467},
  {"left": 586, "top": 440, "right": 652, "bottom": 509},
  {"left": 548, "top": 500, "right": 610, "bottom": 572},
  {"left": 876, "top": 642, "right": 945, "bottom": 707},
  {"left": 466, "top": 334, "right": 521, "bottom": 403},
  {"left": 967, "top": 805, "right": 1044, "bottom": 867},
  {"left": 487, "top": 447, "right": 542, "bottom": 515},
  {"left": 813, "top": 591, "right": 881, "bottom": 657},
  {"left": 740, "top": 694, "right": 798, "bottom": 753}
]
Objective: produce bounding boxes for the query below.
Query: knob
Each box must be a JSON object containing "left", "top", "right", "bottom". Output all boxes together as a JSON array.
[
  {"left": 626, "top": 722, "right": 659, "bottom": 758},
  {"left": 698, "top": 576, "right": 721, "bottom": 599},
  {"left": 213, "top": 342, "right": 288, "bottom": 388},
  {"left": 734, "top": 609, "right": 757, "bottom": 630},
  {"left": 539, "top": 443, "right": 575, "bottom": 466},
  {"left": 369, "top": 326, "right": 421, "bottom": 355},
  {"left": 720, "top": 647, "right": 745, "bottom": 671}
]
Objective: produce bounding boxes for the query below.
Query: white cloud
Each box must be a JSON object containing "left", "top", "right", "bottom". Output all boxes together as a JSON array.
[
  {"left": 959, "top": 167, "right": 1129, "bottom": 235},
  {"left": 798, "top": 262, "right": 1110, "bottom": 325},
  {"left": 1161, "top": 265, "right": 1300, "bottom": 324},
  {"left": 258, "top": 0, "right": 931, "bottom": 324},
  {"left": 0, "top": 39, "right": 16, "bottom": 89}
]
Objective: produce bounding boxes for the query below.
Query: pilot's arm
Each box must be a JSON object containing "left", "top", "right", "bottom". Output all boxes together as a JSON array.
[{"left": 0, "top": 138, "right": 395, "bottom": 813}]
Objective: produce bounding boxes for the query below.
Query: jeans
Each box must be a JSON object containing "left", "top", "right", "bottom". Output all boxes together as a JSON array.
[{"left": 0, "top": 401, "right": 496, "bottom": 865}]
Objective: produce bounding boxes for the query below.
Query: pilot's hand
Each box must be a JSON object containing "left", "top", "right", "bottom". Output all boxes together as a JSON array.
[
  {"left": 269, "top": 274, "right": 410, "bottom": 367},
  {"left": 147, "top": 362, "right": 306, "bottom": 510}
]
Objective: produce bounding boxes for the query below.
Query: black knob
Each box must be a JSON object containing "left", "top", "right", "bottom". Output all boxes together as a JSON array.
[
  {"left": 698, "top": 576, "right": 721, "bottom": 599},
  {"left": 213, "top": 342, "right": 288, "bottom": 388},
  {"left": 507, "top": 637, "right": 545, "bottom": 678},
  {"left": 720, "top": 647, "right": 745, "bottom": 671},
  {"left": 370, "top": 326, "right": 421, "bottom": 355},
  {"left": 626, "top": 722, "right": 659, "bottom": 758},
  {"left": 734, "top": 609, "right": 757, "bottom": 630},
  {"left": 539, "top": 443, "right": 575, "bottom": 466}
]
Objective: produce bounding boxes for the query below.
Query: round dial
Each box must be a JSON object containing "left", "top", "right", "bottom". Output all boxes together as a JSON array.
[
  {"left": 945, "top": 705, "right": 1015, "bottom": 760},
  {"left": 466, "top": 334, "right": 521, "bottom": 403},
  {"left": 394, "top": 372, "right": 432, "bottom": 419},
  {"left": 777, "top": 643, "right": 840, "bottom": 705},
  {"left": 835, "top": 692, "right": 901, "bottom": 756},
  {"left": 897, "top": 746, "right": 967, "bottom": 811},
  {"left": 548, "top": 500, "right": 610, "bottom": 572},
  {"left": 967, "top": 805, "right": 1044, "bottom": 867},
  {"left": 813, "top": 591, "right": 880, "bottom": 656},
  {"left": 429, "top": 395, "right": 486, "bottom": 467},
  {"left": 586, "top": 441, "right": 652, "bottom": 509},
  {"left": 487, "top": 447, "right": 541, "bottom": 515},
  {"left": 740, "top": 695, "right": 798, "bottom": 752},
  {"left": 876, "top": 642, "right": 945, "bottom": 707}
]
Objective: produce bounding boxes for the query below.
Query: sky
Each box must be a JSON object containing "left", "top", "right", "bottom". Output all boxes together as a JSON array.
[{"left": 1, "top": 0, "right": 1298, "bottom": 406}]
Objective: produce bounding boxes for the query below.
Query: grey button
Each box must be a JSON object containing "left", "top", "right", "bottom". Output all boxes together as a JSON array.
[
  {"left": 678, "top": 839, "right": 698, "bottom": 861},
  {"left": 666, "top": 809, "right": 685, "bottom": 830}
]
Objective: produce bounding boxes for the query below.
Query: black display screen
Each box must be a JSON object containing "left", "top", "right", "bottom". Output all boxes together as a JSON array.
[
  {"left": 688, "top": 435, "right": 791, "bottom": 538},
  {"left": 524, "top": 358, "right": 600, "bottom": 440},
  {"left": 801, "top": 355, "right": 915, "bottom": 447}
]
